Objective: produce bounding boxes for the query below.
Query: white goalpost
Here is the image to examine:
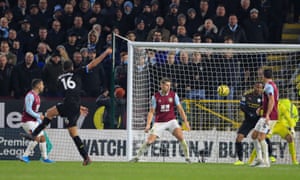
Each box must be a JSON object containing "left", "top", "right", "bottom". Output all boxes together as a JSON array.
[{"left": 126, "top": 41, "right": 300, "bottom": 163}]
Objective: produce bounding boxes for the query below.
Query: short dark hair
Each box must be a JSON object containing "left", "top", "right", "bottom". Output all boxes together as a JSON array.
[
  {"left": 160, "top": 77, "right": 171, "bottom": 84},
  {"left": 63, "top": 60, "right": 73, "bottom": 72},
  {"left": 263, "top": 69, "right": 272, "bottom": 79},
  {"left": 31, "top": 78, "right": 42, "bottom": 88}
]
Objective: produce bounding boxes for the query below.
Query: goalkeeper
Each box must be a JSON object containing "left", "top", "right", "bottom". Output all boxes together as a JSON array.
[
  {"left": 248, "top": 96, "right": 299, "bottom": 165},
  {"left": 233, "top": 82, "right": 264, "bottom": 165}
]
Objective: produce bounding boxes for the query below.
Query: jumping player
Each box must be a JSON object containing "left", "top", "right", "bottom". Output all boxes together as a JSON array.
[{"left": 21, "top": 47, "right": 112, "bottom": 166}]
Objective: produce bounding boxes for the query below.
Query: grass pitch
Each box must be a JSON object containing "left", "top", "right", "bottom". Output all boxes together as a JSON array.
[{"left": 1, "top": 161, "right": 299, "bottom": 180}]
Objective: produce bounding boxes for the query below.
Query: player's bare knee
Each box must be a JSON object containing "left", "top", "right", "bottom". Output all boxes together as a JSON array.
[{"left": 39, "top": 135, "right": 46, "bottom": 142}]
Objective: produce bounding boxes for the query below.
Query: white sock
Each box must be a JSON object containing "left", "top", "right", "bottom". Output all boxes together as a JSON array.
[
  {"left": 23, "top": 141, "right": 38, "bottom": 157},
  {"left": 260, "top": 140, "right": 269, "bottom": 165},
  {"left": 180, "top": 140, "right": 190, "bottom": 159},
  {"left": 39, "top": 142, "right": 48, "bottom": 159},
  {"left": 254, "top": 139, "right": 262, "bottom": 161}
]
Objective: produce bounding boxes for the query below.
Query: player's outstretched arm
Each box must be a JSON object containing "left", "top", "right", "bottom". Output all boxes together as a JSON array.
[{"left": 87, "top": 48, "right": 112, "bottom": 70}]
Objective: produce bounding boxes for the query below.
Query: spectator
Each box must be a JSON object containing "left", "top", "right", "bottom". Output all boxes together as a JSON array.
[
  {"left": 63, "top": 31, "right": 81, "bottom": 59},
  {"left": 0, "top": 0, "right": 8, "bottom": 17},
  {"left": 60, "top": 3, "right": 75, "bottom": 31},
  {"left": 34, "top": 42, "right": 51, "bottom": 68},
  {"left": 32, "top": 27, "right": 52, "bottom": 53},
  {"left": 150, "top": 0, "right": 162, "bottom": 18},
  {"left": 136, "top": 3, "right": 155, "bottom": 31},
  {"left": 123, "top": 1, "right": 135, "bottom": 33},
  {"left": 11, "top": 0, "right": 28, "bottom": 30},
  {"left": 56, "top": 45, "right": 70, "bottom": 62},
  {"left": 96, "top": 87, "right": 126, "bottom": 129},
  {"left": 236, "top": 0, "right": 252, "bottom": 26},
  {"left": 164, "top": 3, "right": 179, "bottom": 35},
  {"left": 0, "top": 40, "right": 17, "bottom": 65},
  {"left": 212, "top": 4, "right": 228, "bottom": 32},
  {"left": 243, "top": 8, "right": 269, "bottom": 43},
  {"left": 112, "top": 8, "right": 128, "bottom": 36},
  {"left": 17, "top": 18, "right": 36, "bottom": 53},
  {"left": 67, "top": 15, "right": 88, "bottom": 47},
  {"left": 218, "top": 14, "right": 247, "bottom": 43},
  {"left": 147, "top": 16, "right": 170, "bottom": 42},
  {"left": 80, "top": 47, "right": 89, "bottom": 62},
  {"left": 197, "top": 18, "right": 218, "bottom": 42},
  {"left": 192, "top": 33, "right": 202, "bottom": 43},
  {"left": 83, "top": 29, "right": 101, "bottom": 54},
  {"left": 133, "top": 18, "right": 148, "bottom": 41},
  {"left": 198, "top": 0, "right": 214, "bottom": 23},
  {"left": 72, "top": 51, "right": 84, "bottom": 70},
  {"left": 78, "top": 0, "right": 92, "bottom": 29},
  {"left": 47, "top": 20, "right": 66, "bottom": 51},
  {"left": 176, "top": 25, "right": 192, "bottom": 42},
  {"left": 38, "top": 0, "right": 52, "bottom": 28},
  {"left": 4, "top": 10, "right": 18, "bottom": 31},
  {"left": 42, "top": 51, "right": 64, "bottom": 97},
  {"left": 102, "top": 0, "right": 117, "bottom": 36},
  {"left": 27, "top": 4, "right": 42, "bottom": 31},
  {"left": 0, "top": 54, "right": 14, "bottom": 96},
  {"left": 87, "top": 2, "right": 104, "bottom": 30},
  {"left": 11, "top": 52, "right": 42, "bottom": 99},
  {"left": 186, "top": 8, "right": 202, "bottom": 37},
  {"left": 0, "top": 17, "right": 9, "bottom": 41}
]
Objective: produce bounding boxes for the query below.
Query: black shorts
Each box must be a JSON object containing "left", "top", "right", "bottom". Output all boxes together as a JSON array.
[
  {"left": 237, "top": 119, "right": 258, "bottom": 137},
  {"left": 56, "top": 102, "right": 80, "bottom": 128}
]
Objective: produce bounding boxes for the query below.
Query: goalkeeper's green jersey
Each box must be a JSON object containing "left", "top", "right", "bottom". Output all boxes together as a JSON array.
[{"left": 278, "top": 98, "right": 299, "bottom": 128}]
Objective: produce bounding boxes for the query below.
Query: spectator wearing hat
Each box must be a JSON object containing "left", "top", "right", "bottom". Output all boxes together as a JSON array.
[
  {"left": 17, "top": 18, "right": 36, "bottom": 54},
  {"left": 164, "top": 3, "right": 179, "bottom": 34},
  {"left": 42, "top": 50, "right": 65, "bottom": 97},
  {"left": 147, "top": 16, "right": 170, "bottom": 42},
  {"left": 186, "top": 8, "right": 202, "bottom": 37},
  {"left": 51, "top": 4, "right": 64, "bottom": 23},
  {"left": 123, "top": 1, "right": 136, "bottom": 32},
  {"left": 243, "top": 8, "right": 269, "bottom": 43},
  {"left": 212, "top": 4, "right": 228, "bottom": 31},
  {"left": 47, "top": 20, "right": 66, "bottom": 51},
  {"left": 80, "top": 47, "right": 89, "bottom": 62},
  {"left": 133, "top": 17, "right": 148, "bottom": 41}
]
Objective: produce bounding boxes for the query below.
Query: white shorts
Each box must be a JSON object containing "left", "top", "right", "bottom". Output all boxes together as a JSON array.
[
  {"left": 254, "top": 118, "right": 277, "bottom": 134},
  {"left": 150, "top": 119, "right": 180, "bottom": 138},
  {"left": 21, "top": 121, "right": 44, "bottom": 137}
]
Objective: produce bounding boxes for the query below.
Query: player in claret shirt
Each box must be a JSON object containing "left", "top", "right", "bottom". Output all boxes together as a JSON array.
[{"left": 130, "top": 77, "right": 191, "bottom": 163}]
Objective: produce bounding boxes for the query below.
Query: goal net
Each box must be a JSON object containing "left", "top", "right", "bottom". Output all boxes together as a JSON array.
[{"left": 126, "top": 41, "right": 300, "bottom": 163}]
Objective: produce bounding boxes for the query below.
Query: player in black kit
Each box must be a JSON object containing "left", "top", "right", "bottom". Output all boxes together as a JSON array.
[
  {"left": 233, "top": 82, "right": 264, "bottom": 165},
  {"left": 21, "top": 47, "right": 112, "bottom": 166}
]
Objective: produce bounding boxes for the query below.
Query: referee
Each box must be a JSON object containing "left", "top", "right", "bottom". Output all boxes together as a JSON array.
[{"left": 234, "top": 82, "right": 264, "bottom": 165}]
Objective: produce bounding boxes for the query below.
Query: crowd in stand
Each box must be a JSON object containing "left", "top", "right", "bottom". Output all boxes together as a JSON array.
[{"left": 0, "top": 0, "right": 298, "bottom": 99}]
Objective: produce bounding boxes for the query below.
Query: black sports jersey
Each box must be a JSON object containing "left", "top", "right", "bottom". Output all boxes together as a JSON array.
[
  {"left": 240, "top": 90, "right": 262, "bottom": 121},
  {"left": 58, "top": 66, "right": 87, "bottom": 104}
]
